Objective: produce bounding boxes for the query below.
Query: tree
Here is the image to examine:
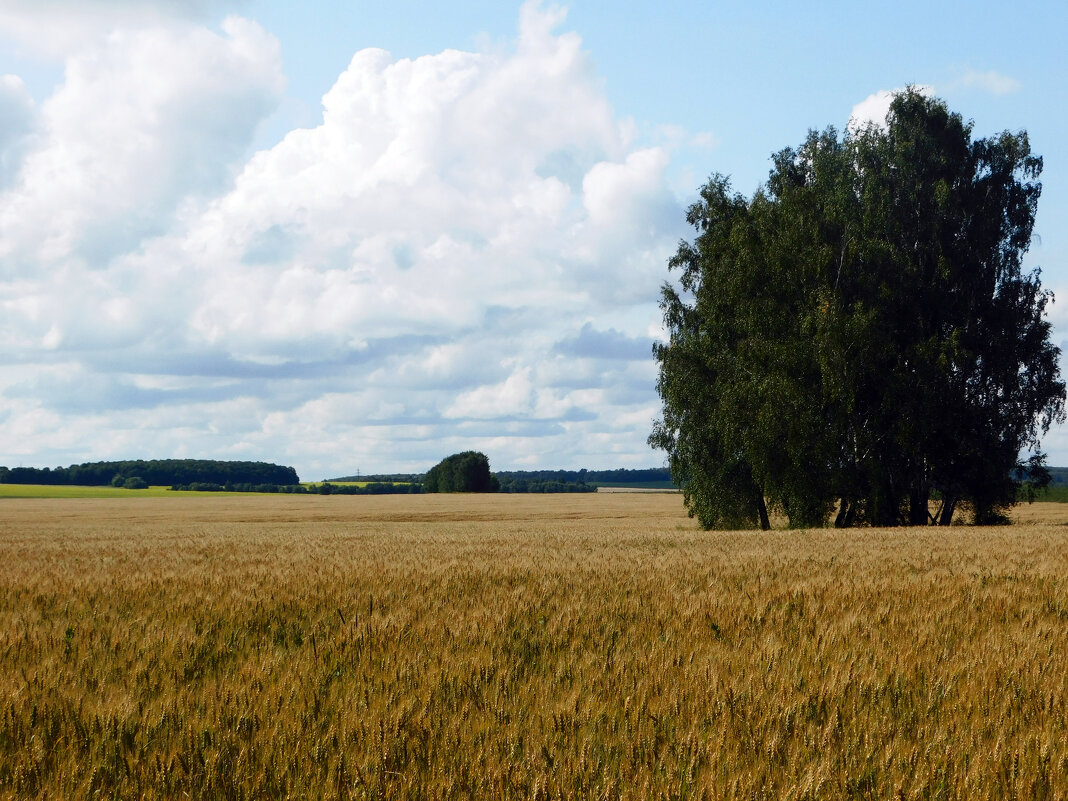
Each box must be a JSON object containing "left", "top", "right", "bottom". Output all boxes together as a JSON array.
[
  {"left": 423, "top": 451, "right": 498, "bottom": 493},
  {"left": 652, "top": 89, "right": 1064, "bottom": 528}
]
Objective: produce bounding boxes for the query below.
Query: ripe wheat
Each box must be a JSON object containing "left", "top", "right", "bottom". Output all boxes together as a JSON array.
[{"left": 1, "top": 493, "right": 1067, "bottom": 799}]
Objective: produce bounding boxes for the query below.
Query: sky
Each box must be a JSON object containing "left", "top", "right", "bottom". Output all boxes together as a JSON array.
[{"left": 1, "top": 0, "right": 1066, "bottom": 480}]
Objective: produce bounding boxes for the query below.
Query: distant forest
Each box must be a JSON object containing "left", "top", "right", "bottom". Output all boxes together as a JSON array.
[
  {"left": 1047, "top": 468, "right": 1068, "bottom": 485},
  {"left": 495, "top": 468, "right": 673, "bottom": 492},
  {"left": 495, "top": 468, "right": 672, "bottom": 485},
  {"left": 0, "top": 459, "right": 300, "bottom": 487},
  {"left": 0, "top": 461, "right": 675, "bottom": 494},
  {"left": 332, "top": 467, "right": 675, "bottom": 492}
]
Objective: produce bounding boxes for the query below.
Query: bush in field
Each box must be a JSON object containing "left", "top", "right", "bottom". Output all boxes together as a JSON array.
[{"left": 122, "top": 477, "right": 148, "bottom": 489}]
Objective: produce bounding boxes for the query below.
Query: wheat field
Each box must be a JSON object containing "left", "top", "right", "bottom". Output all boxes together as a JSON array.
[{"left": 2, "top": 492, "right": 1068, "bottom": 799}]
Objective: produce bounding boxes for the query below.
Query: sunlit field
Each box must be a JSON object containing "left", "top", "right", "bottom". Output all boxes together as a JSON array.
[
  {"left": 2, "top": 492, "right": 1068, "bottom": 799},
  {"left": 0, "top": 485, "right": 256, "bottom": 499}
]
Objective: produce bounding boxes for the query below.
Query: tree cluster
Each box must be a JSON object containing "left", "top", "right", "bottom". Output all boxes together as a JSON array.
[
  {"left": 0, "top": 459, "right": 300, "bottom": 487},
  {"left": 495, "top": 467, "right": 672, "bottom": 487},
  {"left": 423, "top": 452, "right": 498, "bottom": 493},
  {"left": 652, "top": 90, "right": 1064, "bottom": 529},
  {"left": 492, "top": 467, "right": 673, "bottom": 492},
  {"left": 496, "top": 477, "right": 597, "bottom": 493}
]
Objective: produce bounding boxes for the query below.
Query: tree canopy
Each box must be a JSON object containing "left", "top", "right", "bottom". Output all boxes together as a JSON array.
[
  {"left": 0, "top": 459, "right": 300, "bottom": 487},
  {"left": 651, "top": 89, "right": 1064, "bottom": 529},
  {"left": 423, "top": 451, "right": 499, "bottom": 493}
]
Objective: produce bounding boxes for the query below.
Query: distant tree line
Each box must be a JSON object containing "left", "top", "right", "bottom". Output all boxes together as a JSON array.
[
  {"left": 170, "top": 481, "right": 420, "bottom": 494},
  {"left": 495, "top": 468, "right": 672, "bottom": 488},
  {"left": 496, "top": 477, "right": 597, "bottom": 493},
  {"left": 420, "top": 457, "right": 671, "bottom": 494},
  {"left": 329, "top": 473, "right": 423, "bottom": 483},
  {"left": 0, "top": 454, "right": 675, "bottom": 496},
  {"left": 0, "top": 459, "right": 300, "bottom": 487},
  {"left": 1043, "top": 467, "right": 1068, "bottom": 487}
]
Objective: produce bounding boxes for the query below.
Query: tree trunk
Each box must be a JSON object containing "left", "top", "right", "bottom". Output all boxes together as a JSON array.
[
  {"left": 844, "top": 501, "right": 858, "bottom": 528},
  {"left": 908, "top": 483, "right": 930, "bottom": 526},
  {"left": 834, "top": 499, "right": 855, "bottom": 528},
  {"left": 937, "top": 495, "right": 957, "bottom": 526},
  {"left": 756, "top": 494, "right": 771, "bottom": 531},
  {"left": 870, "top": 481, "right": 901, "bottom": 527}
]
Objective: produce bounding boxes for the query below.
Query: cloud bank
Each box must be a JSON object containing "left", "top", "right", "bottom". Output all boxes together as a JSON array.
[{"left": 0, "top": 2, "right": 683, "bottom": 477}]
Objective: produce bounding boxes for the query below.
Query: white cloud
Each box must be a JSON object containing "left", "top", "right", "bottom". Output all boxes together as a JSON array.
[
  {"left": 583, "top": 148, "right": 669, "bottom": 225},
  {"left": 0, "top": 74, "right": 37, "bottom": 187},
  {"left": 953, "top": 69, "right": 1021, "bottom": 96},
  {"left": 0, "top": 16, "right": 284, "bottom": 269},
  {"left": 690, "top": 130, "right": 719, "bottom": 149},
  {"left": 445, "top": 368, "right": 535, "bottom": 419},
  {"left": 0, "top": 0, "right": 243, "bottom": 56},
  {"left": 0, "top": 1, "right": 682, "bottom": 477}
]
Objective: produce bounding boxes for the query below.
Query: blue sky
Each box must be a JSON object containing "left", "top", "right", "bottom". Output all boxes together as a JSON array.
[{"left": 1, "top": 0, "right": 1066, "bottom": 479}]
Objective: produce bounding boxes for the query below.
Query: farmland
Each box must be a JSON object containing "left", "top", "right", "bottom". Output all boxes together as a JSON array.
[
  {"left": 0, "top": 484, "right": 254, "bottom": 499},
  {"left": 2, "top": 493, "right": 1068, "bottom": 799}
]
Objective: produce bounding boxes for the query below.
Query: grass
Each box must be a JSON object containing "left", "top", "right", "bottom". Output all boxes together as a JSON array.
[
  {"left": 0, "top": 484, "right": 276, "bottom": 499},
  {"left": 1, "top": 493, "right": 1068, "bottom": 799},
  {"left": 593, "top": 481, "right": 678, "bottom": 490},
  {"left": 1034, "top": 485, "right": 1068, "bottom": 503},
  {"left": 0, "top": 484, "right": 174, "bottom": 499}
]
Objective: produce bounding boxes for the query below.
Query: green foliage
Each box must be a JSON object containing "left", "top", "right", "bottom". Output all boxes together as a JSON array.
[
  {"left": 169, "top": 481, "right": 422, "bottom": 495},
  {"left": 122, "top": 477, "right": 148, "bottom": 490},
  {"left": 0, "top": 459, "right": 300, "bottom": 487},
  {"left": 1029, "top": 485, "right": 1068, "bottom": 503},
  {"left": 496, "top": 478, "right": 597, "bottom": 493},
  {"left": 653, "top": 89, "right": 1065, "bottom": 528},
  {"left": 496, "top": 468, "right": 671, "bottom": 489},
  {"left": 424, "top": 451, "right": 497, "bottom": 493}
]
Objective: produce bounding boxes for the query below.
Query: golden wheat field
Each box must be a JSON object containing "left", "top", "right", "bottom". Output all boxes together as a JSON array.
[{"left": 2, "top": 492, "right": 1068, "bottom": 800}]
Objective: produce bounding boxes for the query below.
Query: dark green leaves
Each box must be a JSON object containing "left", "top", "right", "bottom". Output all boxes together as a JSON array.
[{"left": 652, "top": 89, "right": 1064, "bottom": 528}]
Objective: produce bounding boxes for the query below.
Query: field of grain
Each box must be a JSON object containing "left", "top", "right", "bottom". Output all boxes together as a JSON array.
[
  {"left": 2, "top": 493, "right": 1068, "bottom": 799},
  {"left": 0, "top": 485, "right": 264, "bottom": 499}
]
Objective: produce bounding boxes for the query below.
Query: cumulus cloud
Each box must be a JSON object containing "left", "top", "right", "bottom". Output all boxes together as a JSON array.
[
  {"left": 0, "top": 74, "right": 37, "bottom": 187},
  {"left": 0, "top": 0, "right": 244, "bottom": 56},
  {"left": 0, "top": 17, "right": 283, "bottom": 270},
  {"left": 0, "top": 1, "right": 683, "bottom": 477}
]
